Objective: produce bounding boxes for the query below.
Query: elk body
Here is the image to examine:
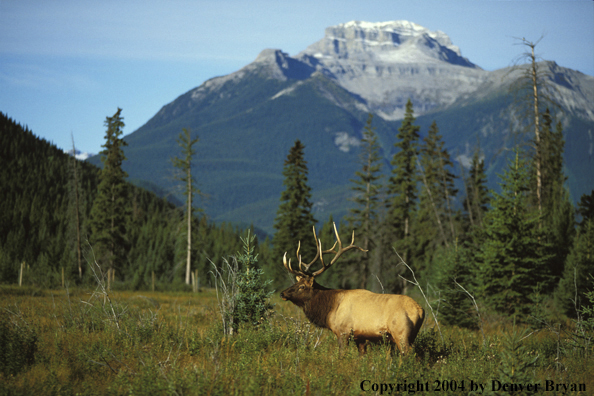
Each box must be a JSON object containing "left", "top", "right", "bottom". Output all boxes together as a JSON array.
[{"left": 280, "top": 224, "right": 425, "bottom": 354}]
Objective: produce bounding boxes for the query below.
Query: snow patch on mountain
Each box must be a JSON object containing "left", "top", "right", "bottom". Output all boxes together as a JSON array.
[
  {"left": 300, "top": 20, "right": 476, "bottom": 67},
  {"left": 271, "top": 81, "right": 303, "bottom": 99},
  {"left": 293, "top": 20, "right": 488, "bottom": 119},
  {"left": 334, "top": 132, "right": 360, "bottom": 153},
  {"left": 64, "top": 149, "right": 94, "bottom": 161}
]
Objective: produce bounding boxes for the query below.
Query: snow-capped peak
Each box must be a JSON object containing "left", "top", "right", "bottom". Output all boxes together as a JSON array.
[
  {"left": 300, "top": 20, "right": 474, "bottom": 67},
  {"left": 340, "top": 20, "right": 432, "bottom": 37},
  {"left": 291, "top": 20, "right": 483, "bottom": 120}
]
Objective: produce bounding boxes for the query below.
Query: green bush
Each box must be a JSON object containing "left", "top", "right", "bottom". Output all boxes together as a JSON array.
[
  {"left": 212, "top": 230, "right": 275, "bottom": 335},
  {"left": 0, "top": 312, "right": 38, "bottom": 376}
]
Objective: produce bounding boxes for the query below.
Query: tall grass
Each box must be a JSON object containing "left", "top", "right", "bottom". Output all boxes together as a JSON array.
[{"left": 0, "top": 284, "right": 592, "bottom": 395}]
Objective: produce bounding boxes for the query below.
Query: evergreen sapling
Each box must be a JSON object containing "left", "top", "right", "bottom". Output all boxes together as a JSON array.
[{"left": 232, "top": 231, "right": 274, "bottom": 331}]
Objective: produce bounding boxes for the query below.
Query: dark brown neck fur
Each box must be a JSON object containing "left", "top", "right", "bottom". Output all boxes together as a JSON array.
[{"left": 302, "top": 286, "right": 341, "bottom": 329}]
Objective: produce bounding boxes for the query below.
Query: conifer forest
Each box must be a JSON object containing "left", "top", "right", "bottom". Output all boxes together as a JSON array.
[{"left": 1, "top": 85, "right": 593, "bottom": 393}]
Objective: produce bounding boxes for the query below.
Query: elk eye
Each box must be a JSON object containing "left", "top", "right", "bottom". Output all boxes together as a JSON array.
[{"left": 298, "top": 285, "right": 304, "bottom": 290}]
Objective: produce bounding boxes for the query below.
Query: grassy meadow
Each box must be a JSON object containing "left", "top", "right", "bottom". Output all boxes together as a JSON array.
[{"left": 0, "top": 284, "right": 592, "bottom": 396}]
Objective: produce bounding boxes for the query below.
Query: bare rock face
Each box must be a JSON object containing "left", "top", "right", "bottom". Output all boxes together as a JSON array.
[
  {"left": 253, "top": 49, "right": 315, "bottom": 81},
  {"left": 293, "top": 21, "right": 489, "bottom": 119},
  {"left": 301, "top": 20, "right": 475, "bottom": 65},
  {"left": 156, "top": 20, "right": 594, "bottom": 128}
]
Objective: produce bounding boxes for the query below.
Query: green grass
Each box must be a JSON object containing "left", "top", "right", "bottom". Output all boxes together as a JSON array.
[{"left": 0, "top": 285, "right": 592, "bottom": 395}]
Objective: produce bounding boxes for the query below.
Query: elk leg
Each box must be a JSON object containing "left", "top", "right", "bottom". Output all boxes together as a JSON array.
[
  {"left": 356, "top": 340, "right": 368, "bottom": 355},
  {"left": 396, "top": 336, "right": 411, "bottom": 355},
  {"left": 337, "top": 333, "right": 349, "bottom": 356}
]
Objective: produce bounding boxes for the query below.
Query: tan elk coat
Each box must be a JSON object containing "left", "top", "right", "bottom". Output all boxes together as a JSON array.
[{"left": 280, "top": 224, "right": 425, "bottom": 354}]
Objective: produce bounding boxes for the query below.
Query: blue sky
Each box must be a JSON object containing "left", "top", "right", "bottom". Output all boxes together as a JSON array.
[{"left": 1, "top": 0, "right": 593, "bottom": 155}]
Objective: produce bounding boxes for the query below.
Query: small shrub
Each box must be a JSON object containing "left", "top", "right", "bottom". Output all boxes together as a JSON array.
[
  {"left": 232, "top": 231, "right": 274, "bottom": 328},
  {"left": 211, "top": 230, "right": 274, "bottom": 335},
  {"left": 0, "top": 312, "right": 38, "bottom": 376},
  {"left": 414, "top": 328, "right": 449, "bottom": 363},
  {"left": 568, "top": 287, "right": 594, "bottom": 357},
  {"left": 492, "top": 326, "right": 539, "bottom": 395}
]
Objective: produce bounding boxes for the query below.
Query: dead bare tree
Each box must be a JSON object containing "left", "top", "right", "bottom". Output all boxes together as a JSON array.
[
  {"left": 71, "top": 136, "right": 83, "bottom": 280},
  {"left": 509, "top": 36, "right": 561, "bottom": 219}
]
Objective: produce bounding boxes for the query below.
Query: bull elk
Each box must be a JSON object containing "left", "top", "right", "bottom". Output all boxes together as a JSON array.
[{"left": 280, "top": 223, "right": 425, "bottom": 354}]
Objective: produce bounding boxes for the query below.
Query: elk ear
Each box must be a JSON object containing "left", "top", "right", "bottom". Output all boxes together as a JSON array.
[{"left": 295, "top": 276, "right": 302, "bottom": 282}]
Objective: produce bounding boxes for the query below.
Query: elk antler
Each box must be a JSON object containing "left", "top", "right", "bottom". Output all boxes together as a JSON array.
[
  {"left": 282, "top": 223, "right": 366, "bottom": 278},
  {"left": 283, "top": 227, "right": 333, "bottom": 278},
  {"left": 311, "top": 222, "right": 366, "bottom": 277}
]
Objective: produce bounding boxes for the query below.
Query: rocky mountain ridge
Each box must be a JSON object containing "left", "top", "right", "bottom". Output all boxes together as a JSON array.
[{"left": 91, "top": 20, "right": 594, "bottom": 234}]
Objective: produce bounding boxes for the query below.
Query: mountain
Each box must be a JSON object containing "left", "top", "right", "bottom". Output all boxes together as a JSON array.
[
  {"left": 295, "top": 20, "right": 486, "bottom": 119},
  {"left": 89, "top": 20, "right": 594, "bottom": 235}
]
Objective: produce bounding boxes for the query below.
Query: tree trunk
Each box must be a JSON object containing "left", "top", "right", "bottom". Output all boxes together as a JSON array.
[
  {"left": 72, "top": 138, "right": 83, "bottom": 280},
  {"left": 185, "top": 166, "right": 192, "bottom": 285},
  {"left": 529, "top": 41, "right": 543, "bottom": 217}
]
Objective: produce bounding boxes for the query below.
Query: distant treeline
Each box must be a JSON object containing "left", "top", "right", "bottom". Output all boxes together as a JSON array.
[{"left": 0, "top": 112, "right": 250, "bottom": 290}]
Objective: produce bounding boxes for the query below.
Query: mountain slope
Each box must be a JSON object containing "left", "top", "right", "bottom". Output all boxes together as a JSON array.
[
  {"left": 122, "top": 66, "right": 393, "bottom": 233},
  {"left": 90, "top": 20, "right": 594, "bottom": 235}
]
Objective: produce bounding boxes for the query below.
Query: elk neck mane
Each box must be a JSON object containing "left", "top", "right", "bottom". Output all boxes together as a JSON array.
[{"left": 302, "top": 285, "right": 343, "bottom": 329}]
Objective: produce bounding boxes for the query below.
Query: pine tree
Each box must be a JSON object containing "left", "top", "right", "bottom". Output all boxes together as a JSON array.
[
  {"left": 435, "top": 242, "right": 478, "bottom": 329},
  {"left": 540, "top": 109, "right": 565, "bottom": 209},
  {"left": 462, "top": 145, "right": 490, "bottom": 230},
  {"left": 386, "top": 99, "right": 420, "bottom": 292},
  {"left": 556, "top": 190, "right": 594, "bottom": 317},
  {"left": 538, "top": 110, "right": 574, "bottom": 283},
  {"left": 232, "top": 230, "right": 274, "bottom": 332},
  {"left": 171, "top": 128, "right": 201, "bottom": 285},
  {"left": 68, "top": 135, "right": 85, "bottom": 281},
  {"left": 272, "top": 140, "right": 317, "bottom": 288},
  {"left": 477, "top": 149, "right": 551, "bottom": 319},
  {"left": 416, "top": 120, "right": 457, "bottom": 254},
  {"left": 346, "top": 114, "right": 384, "bottom": 289},
  {"left": 89, "top": 108, "right": 129, "bottom": 283}
]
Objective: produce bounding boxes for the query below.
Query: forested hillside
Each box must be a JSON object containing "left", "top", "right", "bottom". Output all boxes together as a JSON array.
[
  {"left": 0, "top": 112, "right": 247, "bottom": 290},
  {"left": 263, "top": 103, "right": 594, "bottom": 324}
]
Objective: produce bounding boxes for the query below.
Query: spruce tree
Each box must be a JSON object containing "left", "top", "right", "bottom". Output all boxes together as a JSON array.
[
  {"left": 386, "top": 99, "right": 420, "bottom": 292},
  {"left": 346, "top": 114, "right": 384, "bottom": 289},
  {"left": 463, "top": 145, "right": 490, "bottom": 230},
  {"left": 89, "top": 108, "right": 129, "bottom": 283},
  {"left": 171, "top": 128, "right": 201, "bottom": 285},
  {"left": 416, "top": 120, "right": 457, "bottom": 253},
  {"left": 435, "top": 242, "right": 478, "bottom": 329},
  {"left": 556, "top": 190, "right": 594, "bottom": 317},
  {"left": 68, "top": 135, "right": 85, "bottom": 281},
  {"left": 540, "top": 109, "right": 565, "bottom": 210},
  {"left": 538, "top": 109, "right": 574, "bottom": 283},
  {"left": 272, "top": 140, "right": 317, "bottom": 287},
  {"left": 232, "top": 230, "right": 274, "bottom": 332},
  {"left": 477, "top": 149, "right": 551, "bottom": 319}
]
